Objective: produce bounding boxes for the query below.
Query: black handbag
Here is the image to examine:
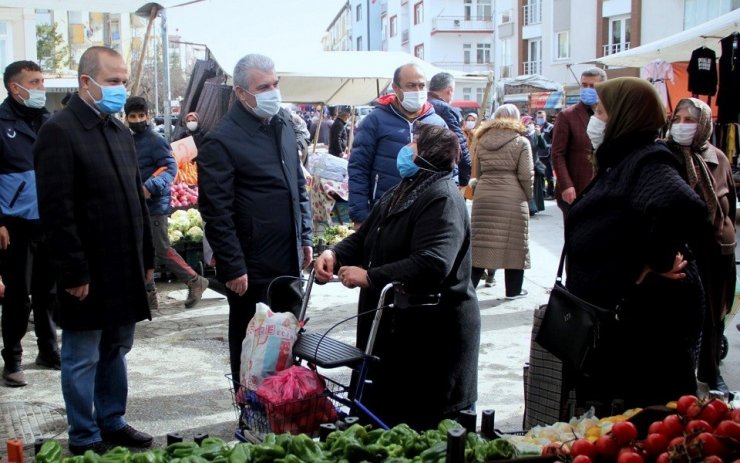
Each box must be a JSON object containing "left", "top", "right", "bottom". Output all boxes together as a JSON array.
[{"left": 535, "top": 248, "right": 618, "bottom": 372}]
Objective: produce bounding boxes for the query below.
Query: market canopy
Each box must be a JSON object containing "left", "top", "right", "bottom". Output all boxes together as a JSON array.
[
  {"left": 207, "top": 49, "right": 486, "bottom": 106},
  {"left": 588, "top": 9, "right": 740, "bottom": 68}
]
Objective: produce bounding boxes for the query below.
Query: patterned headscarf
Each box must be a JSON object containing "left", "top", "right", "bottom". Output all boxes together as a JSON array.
[{"left": 667, "top": 98, "right": 719, "bottom": 221}]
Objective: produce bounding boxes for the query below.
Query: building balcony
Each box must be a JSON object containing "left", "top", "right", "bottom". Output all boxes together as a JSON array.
[
  {"left": 431, "top": 16, "right": 494, "bottom": 33},
  {"left": 603, "top": 42, "right": 630, "bottom": 56},
  {"left": 522, "top": 60, "right": 542, "bottom": 75},
  {"left": 433, "top": 61, "right": 493, "bottom": 73},
  {"left": 523, "top": 1, "right": 542, "bottom": 26},
  {"left": 401, "top": 29, "right": 409, "bottom": 44},
  {"left": 381, "top": 1, "right": 387, "bottom": 15}
]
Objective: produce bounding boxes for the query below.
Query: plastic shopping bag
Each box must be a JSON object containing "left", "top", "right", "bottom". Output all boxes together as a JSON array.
[{"left": 239, "top": 303, "right": 299, "bottom": 391}]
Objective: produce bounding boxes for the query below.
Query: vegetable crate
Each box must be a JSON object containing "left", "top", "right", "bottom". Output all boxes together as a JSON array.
[{"left": 226, "top": 374, "right": 346, "bottom": 442}]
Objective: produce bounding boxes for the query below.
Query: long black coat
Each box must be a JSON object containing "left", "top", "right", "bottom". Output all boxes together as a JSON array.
[
  {"left": 565, "top": 138, "right": 708, "bottom": 411},
  {"left": 333, "top": 173, "right": 480, "bottom": 430},
  {"left": 197, "top": 104, "right": 312, "bottom": 284},
  {"left": 34, "top": 94, "right": 154, "bottom": 330}
]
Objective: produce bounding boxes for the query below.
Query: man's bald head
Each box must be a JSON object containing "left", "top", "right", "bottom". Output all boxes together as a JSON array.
[
  {"left": 78, "top": 46, "right": 123, "bottom": 81},
  {"left": 393, "top": 63, "right": 426, "bottom": 87}
]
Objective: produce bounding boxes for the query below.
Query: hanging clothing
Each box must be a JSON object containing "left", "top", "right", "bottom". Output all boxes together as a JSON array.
[
  {"left": 641, "top": 59, "right": 674, "bottom": 111},
  {"left": 688, "top": 47, "right": 718, "bottom": 96},
  {"left": 717, "top": 32, "right": 740, "bottom": 123}
]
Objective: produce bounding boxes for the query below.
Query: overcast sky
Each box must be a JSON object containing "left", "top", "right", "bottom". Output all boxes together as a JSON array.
[{"left": 166, "top": 0, "right": 348, "bottom": 58}]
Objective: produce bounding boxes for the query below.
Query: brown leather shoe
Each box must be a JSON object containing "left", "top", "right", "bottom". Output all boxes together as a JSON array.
[{"left": 2, "top": 368, "right": 27, "bottom": 387}]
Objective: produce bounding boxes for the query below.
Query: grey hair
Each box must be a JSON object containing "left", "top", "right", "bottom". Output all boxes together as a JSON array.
[
  {"left": 429, "top": 72, "right": 455, "bottom": 92},
  {"left": 233, "top": 54, "right": 275, "bottom": 90},
  {"left": 494, "top": 103, "right": 520, "bottom": 120},
  {"left": 581, "top": 67, "right": 607, "bottom": 81}
]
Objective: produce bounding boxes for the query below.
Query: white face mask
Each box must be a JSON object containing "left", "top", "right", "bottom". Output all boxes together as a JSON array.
[
  {"left": 670, "top": 123, "right": 698, "bottom": 146},
  {"left": 15, "top": 83, "right": 47, "bottom": 109},
  {"left": 245, "top": 88, "right": 282, "bottom": 119},
  {"left": 586, "top": 116, "right": 607, "bottom": 150},
  {"left": 400, "top": 91, "right": 427, "bottom": 113},
  {"left": 186, "top": 121, "right": 199, "bottom": 131},
  {"left": 465, "top": 120, "right": 476, "bottom": 130}
]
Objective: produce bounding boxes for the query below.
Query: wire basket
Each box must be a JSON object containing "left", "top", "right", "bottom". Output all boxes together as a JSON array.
[{"left": 226, "top": 373, "right": 346, "bottom": 440}]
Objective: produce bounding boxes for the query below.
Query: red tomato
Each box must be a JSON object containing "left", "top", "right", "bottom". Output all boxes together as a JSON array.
[
  {"left": 677, "top": 395, "right": 699, "bottom": 416},
  {"left": 572, "top": 456, "right": 593, "bottom": 463},
  {"left": 656, "top": 453, "right": 672, "bottom": 463},
  {"left": 685, "top": 419, "right": 713, "bottom": 435},
  {"left": 617, "top": 449, "right": 645, "bottom": 463},
  {"left": 595, "top": 436, "right": 619, "bottom": 459},
  {"left": 687, "top": 402, "right": 703, "bottom": 419},
  {"left": 541, "top": 442, "right": 565, "bottom": 456},
  {"left": 663, "top": 414, "right": 685, "bottom": 438},
  {"left": 648, "top": 420, "right": 667, "bottom": 435},
  {"left": 668, "top": 436, "right": 686, "bottom": 451},
  {"left": 693, "top": 432, "right": 726, "bottom": 457},
  {"left": 698, "top": 403, "right": 721, "bottom": 426},
  {"left": 643, "top": 432, "right": 670, "bottom": 456},
  {"left": 611, "top": 421, "right": 639, "bottom": 445},
  {"left": 702, "top": 456, "right": 724, "bottom": 463},
  {"left": 570, "top": 438, "right": 597, "bottom": 459},
  {"left": 715, "top": 419, "right": 740, "bottom": 440},
  {"left": 708, "top": 399, "right": 729, "bottom": 420},
  {"left": 730, "top": 408, "right": 740, "bottom": 423}
]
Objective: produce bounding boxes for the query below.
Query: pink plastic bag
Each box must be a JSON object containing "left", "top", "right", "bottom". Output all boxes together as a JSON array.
[{"left": 256, "top": 366, "right": 337, "bottom": 434}]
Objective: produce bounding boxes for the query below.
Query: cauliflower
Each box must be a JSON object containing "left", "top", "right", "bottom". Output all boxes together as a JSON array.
[
  {"left": 186, "top": 208, "right": 204, "bottom": 228},
  {"left": 168, "top": 229, "right": 183, "bottom": 244},
  {"left": 185, "top": 226, "right": 204, "bottom": 242}
]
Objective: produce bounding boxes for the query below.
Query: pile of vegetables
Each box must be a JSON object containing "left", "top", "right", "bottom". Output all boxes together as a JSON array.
[
  {"left": 175, "top": 160, "right": 198, "bottom": 185},
  {"left": 314, "top": 225, "right": 354, "bottom": 247},
  {"left": 168, "top": 209, "right": 204, "bottom": 244},
  {"left": 34, "top": 420, "right": 519, "bottom": 463},
  {"left": 171, "top": 183, "right": 199, "bottom": 208}
]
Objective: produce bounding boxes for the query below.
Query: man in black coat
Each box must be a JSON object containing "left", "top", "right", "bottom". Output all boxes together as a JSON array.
[
  {"left": 328, "top": 110, "right": 350, "bottom": 157},
  {"left": 34, "top": 46, "right": 155, "bottom": 455},
  {"left": 197, "top": 53, "right": 313, "bottom": 385},
  {"left": 427, "top": 72, "right": 471, "bottom": 187},
  {"left": 0, "top": 60, "right": 60, "bottom": 387}
]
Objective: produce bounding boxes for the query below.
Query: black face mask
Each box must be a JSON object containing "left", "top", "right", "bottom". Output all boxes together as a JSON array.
[{"left": 129, "top": 121, "right": 148, "bottom": 134}]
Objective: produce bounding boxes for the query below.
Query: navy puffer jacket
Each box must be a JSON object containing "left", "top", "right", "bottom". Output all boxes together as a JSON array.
[{"left": 134, "top": 128, "right": 177, "bottom": 216}]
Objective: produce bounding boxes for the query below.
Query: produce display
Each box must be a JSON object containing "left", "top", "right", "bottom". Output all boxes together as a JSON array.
[
  {"left": 171, "top": 182, "right": 199, "bottom": 208},
  {"left": 175, "top": 160, "right": 198, "bottom": 185},
  {"left": 168, "top": 209, "right": 204, "bottom": 244},
  {"left": 314, "top": 225, "right": 354, "bottom": 247}
]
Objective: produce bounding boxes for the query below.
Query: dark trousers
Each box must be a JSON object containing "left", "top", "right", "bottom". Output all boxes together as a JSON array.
[
  {"left": 1, "top": 218, "right": 58, "bottom": 368},
  {"left": 540, "top": 155, "right": 555, "bottom": 196},
  {"left": 150, "top": 215, "right": 196, "bottom": 286},
  {"left": 471, "top": 267, "right": 524, "bottom": 297},
  {"left": 226, "top": 283, "right": 268, "bottom": 385}
]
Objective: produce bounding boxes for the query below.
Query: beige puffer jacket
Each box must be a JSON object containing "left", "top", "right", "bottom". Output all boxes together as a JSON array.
[{"left": 470, "top": 118, "right": 534, "bottom": 270}]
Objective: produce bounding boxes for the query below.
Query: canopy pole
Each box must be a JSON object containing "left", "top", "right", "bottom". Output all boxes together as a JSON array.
[
  {"left": 347, "top": 106, "right": 356, "bottom": 158},
  {"left": 130, "top": 6, "right": 158, "bottom": 96},
  {"left": 479, "top": 71, "right": 494, "bottom": 122},
  {"left": 312, "top": 106, "right": 324, "bottom": 154}
]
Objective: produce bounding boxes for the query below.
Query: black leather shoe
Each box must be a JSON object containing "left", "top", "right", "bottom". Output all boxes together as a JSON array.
[
  {"left": 101, "top": 424, "right": 153, "bottom": 448},
  {"left": 36, "top": 351, "right": 61, "bottom": 370},
  {"left": 69, "top": 441, "right": 113, "bottom": 456}
]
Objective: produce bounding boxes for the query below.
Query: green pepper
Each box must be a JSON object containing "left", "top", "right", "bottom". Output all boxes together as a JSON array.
[
  {"left": 210, "top": 456, "right": 229, "bottom": 463},
  {"left": 167, "top": 442, "right": 200, "bottom": 458},
  {"left": 365, "top": 428, "right": 384, "bottom": 445},
  {"left": 228, "top": 443, "right": 252, "bottom": 463},
  {"left": 472, "top": 438, "right": 517, "bottom": 462},
  {"left": 287, "top": 434, "right": 324, "bottom": 462},
  {"left": 100, "top": 446, "right": 131, "bottom": 463},
  {"left": 130, "top": 452, "right": 155, "bottom": 463},
  {"left": 37, "top": 440, "right": 64, "bottom": 463},
  {"left": 251, "top": 442, "right": 286, "bottom": 463},
  {"left": 179, "top": 456, "right": 209, "bottom": 463},
  {"left": 61, "top": 456, "right": 85, "bottom": 463},
  {"left": 274, "top": 433, "right": 293, "bottom": 452},
  {"left": 83, "top": 449, "right": 101, "bottom": 463},
  {"left": 274, "top": 456, "right": 303, "bottom": 463},
  {"left": 437, "top": 419, "right": 461, "bottom": 435},
  {"left": 417, "top": 442, "right": 446, "bottom": 463}
]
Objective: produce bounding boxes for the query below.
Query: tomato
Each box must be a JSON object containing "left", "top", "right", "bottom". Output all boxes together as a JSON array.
[
  {"left": 611, "top": 421, "right": 639, "bottom": 445},
  {"left": 617, "top": 449, "right": 645, "bottom": 463},
  {"left": 570, "top": 438, "right": 597, "bottom": 459},
  {"left": 702, "top": 456, "right": 724, "bottom": 463},
  {"left": 663, "top": 414, "right": 685, "bottom": 438},
  {"left": 731, "top": 408, "right": 740, "bottom": 423},
  {"left": 698, "top": 403, "right": 721, "bottom": 426},
  {"left": 715, "top": 419, "right": 740, "bottom": 440},
  {"left": 643, "top": 432, "right": 670, "bottom": 456},
  {"left": 685, "top": 419, "right": 713, "bottom": 434},
  {"left": 693, "top": 432, "right": 726, "bottom": 457},
  {"left": 541, "top": 442, "right": 565, "bottom": 456},
  {"left": 668, "top": 436, "right": 686, "bottom": 451},
  {"left": 656, "top": 453, "right": 672, "bottom": 463},
  {"left": 648, "top": 420, "right": 667, "bottom": 435},
  {"left": 687, "top": 402, "right": 703, "bottom": 419},
  {"left": 708, "top": 399, "right": 729, "bottom": 420},
  {"left": 595, "top": 435, "right": 619, "bottom": 459},
  {"left": 677, "top": 395, "right": 699, "bottom": 416},
  {"left": 572, "top": 456, "right": 593, "bottom": 463}
]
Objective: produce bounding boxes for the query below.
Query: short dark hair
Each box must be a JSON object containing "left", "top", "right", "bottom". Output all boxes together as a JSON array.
[
  {"left": 414, "top": 123, "right": 460, "bottom": 171},
  {"left": 124, "top": 96, "right": 148, "bottom": 115},
  {"left": 429, "top": 72, "right": 454, "bottom": 92},
  {"left": 78, "top": 46, "right": 121, "bottom": 80},
  {"left": 3, "top": 60, "right": 42, "bottom": 92}
]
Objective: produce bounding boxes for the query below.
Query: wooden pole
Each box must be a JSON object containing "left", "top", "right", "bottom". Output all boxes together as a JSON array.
[
  {"left": 130, "top": 6, "right": 158, "bottom": 96},
  {"left": 347, "top": 107, "right": 356, "bottom": 158},
  {"left": 478, "top": 70, "right": 495, "bottom": 124},
  {"left": 312, "top": 106, "right": 324, "bottom": 154}
]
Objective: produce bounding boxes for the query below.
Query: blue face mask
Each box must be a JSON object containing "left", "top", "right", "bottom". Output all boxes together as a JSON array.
[
  {"left": 86, "top": 76, "right": 128, "bottom": 114},
  {"left": 536, "top": 118, "right": 545, "bottom": 126},
  {"left": 580, "top": 87, "right": 598, "bottom": 106},
  {"left": 397, "top": 145, "right": 420, "bottom": 178}
]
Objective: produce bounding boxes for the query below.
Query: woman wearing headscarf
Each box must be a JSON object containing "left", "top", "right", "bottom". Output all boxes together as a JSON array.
[
  {"left": 314, "top": 123, "right": 480, "bottom": 430},
  {"left": 665, "top": 97, "right": 736, "bottom": 394},
  {"left": 469, "top": 104, "right": 533, "bottom": 298},
  {"left": 462, "top": 112, "right": 478, "bottom": 148},
  {"left": 174, "top": 112, "right": 206, "bottom": 148},
  {"left": 565, "top": 78, "right": 708, "bottom": 413},
  {"left": 522, "top": 115, "right": 547, "bottom": 215}
]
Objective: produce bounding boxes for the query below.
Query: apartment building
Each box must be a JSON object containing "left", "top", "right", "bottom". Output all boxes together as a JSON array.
[{"left": 323, "top": 1, "right": 353, "bottom": 51}]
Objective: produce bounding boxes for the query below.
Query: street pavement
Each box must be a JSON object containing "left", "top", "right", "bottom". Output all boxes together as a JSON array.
[{"left": 2, "top": 199, "right": 739, "bottom": 453}]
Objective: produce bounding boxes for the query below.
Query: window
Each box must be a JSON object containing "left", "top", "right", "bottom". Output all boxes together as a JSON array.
[
  {"left": 36, "top": 9, "right": 53, "bottom": 25},
  {"left": 0, "top": 22, "right": 11, "bottom": 71},
  {"left": 414, "top": 1, "right": 424, "bottom": 25},
  {"left": 523, "top": 0, "right": 542, "bottom": 25},
  {"left": 476, "top": 88, "right": 484, "bottom": 103},
  {"left": 524, "top": 39, "right": 542, "bottom": 74},
  {"left": 463, "top": 87, "right": 472, "bottom": 101},
  {"left": 390, "top": 15, "right": 398, "bottom": 37},
  {"left": 477, "top": 0, "right": 492, "bottom": 20},
  {"left": 356, "top": 3, "right": 362, "bottom": 22},
  {"left": 464, "top": 0, "right": 492, "bottom": 20},
  {"left": 414, "top": 43, "right": 424, "bottom": 59},
  {"left": 605, "top": 15, "right": 630, "bottom": 55},
  {"left": 464, "top": 0, "right": 472, "bottom": 20},
  {"left": 555, "top": 31, "right": 570, "bottom": 59},
  {"left": 463, "top": 43, "right": 471, "bottom": 64},
  {"left": 476, "top": 43, "right": 491, "bottom": 64},
  {"left": 356, "top": 36, "right": 363, "bottom": 51},
  {"left": 499, "top": 9, "right": 512, "bottom": 24},
  {"left": 684, "top": 0, "right": 738, "bottom": 29}
]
